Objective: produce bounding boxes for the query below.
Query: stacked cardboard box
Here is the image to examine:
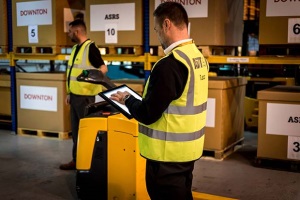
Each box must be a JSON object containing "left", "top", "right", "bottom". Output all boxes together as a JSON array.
[
  {"left": 0, "top": 0, "right": 7, "bottom": 53},
  {"left": 257, "top": 86, "right": 300, "bottom": 160},
  {"left": 16, "top": 72, "right": 71, "bottom": 132},
  {"left": 12, "top": 0, "right": 85, "bottom": 53},
  {"left": 86, "top": 0, "right": 143, "bottom": 46},
  {"left": 0, "top": 74, "right": 11, "bottom": 116},
  {"left": 204, "top": 77, "right": 247, "bottom": 154},
  {"left": 150, "top": 0, "right": 244, "bottom": 46}
]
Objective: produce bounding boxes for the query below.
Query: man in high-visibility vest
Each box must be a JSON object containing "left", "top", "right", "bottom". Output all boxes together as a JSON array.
[
  {"left": 111, "top": 2, "right": 209, "bottom": 199},
  {"left": 60, "top": 19, "right": 107, "bottom": 170}
]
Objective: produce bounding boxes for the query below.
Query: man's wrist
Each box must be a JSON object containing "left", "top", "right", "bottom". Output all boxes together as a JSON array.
[{"left": 122, "top": 94, "right": 131, "bottom": 102}]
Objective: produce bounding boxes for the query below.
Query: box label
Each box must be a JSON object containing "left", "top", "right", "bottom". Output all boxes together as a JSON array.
[
  {"left": 16, "top": 0, "right": 52, "bottom": 26},
  {"left": 288, "top": 18, "right": 300, "bottom": 43},
  {"left": 227, "top": 57, "right": 249, "bottom": 63},
  {"left": 155, "top": 0, "right": 208, "bottom": 18},
  {"left": 266, "top": 103, "right": 300, "bottom": 136},
  {"left": 28, "top": 25, "right": 38, "bottom": 43},
  {"left": 20, "top": 85, "right": 57, "bottom": 112},
  {"left": 287, "top": 136, "right": 300, "bottom": 160},
  {"left": 105, "top": 24, "right": 118, "bottom": 44},
  {"left": 266, "top": 0, "right": 300, "bottom": 17},
  {"left": 90, "top": 3, "right": 135, "bottom": 31},
  {"left": 206, "top": 98, "right": 215, "bottom": 127}
]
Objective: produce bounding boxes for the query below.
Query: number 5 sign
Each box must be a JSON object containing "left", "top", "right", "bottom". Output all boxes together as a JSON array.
[
  {"left": 28, "top": 25, "right": 38, "bottom": 43},
  {"left": 288, "top": 18, "right": 300, "bottom": 43}
]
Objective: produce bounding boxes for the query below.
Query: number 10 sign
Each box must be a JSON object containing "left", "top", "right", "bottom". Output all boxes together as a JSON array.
[
  {"left": 105, "top": 24, "right": 118, "bottom": 44},
  {"left": 288, "top": 18, "right": 300, "bottom": 43}
]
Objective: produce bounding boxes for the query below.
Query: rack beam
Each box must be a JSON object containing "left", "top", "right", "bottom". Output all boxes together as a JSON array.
[{"left": 207, "top": 56, "right": 300, "bottom": 65}]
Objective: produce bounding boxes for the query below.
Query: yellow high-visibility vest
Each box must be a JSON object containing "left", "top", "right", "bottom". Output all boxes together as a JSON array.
[
  {"left": 139, "top": 42, "right": 209, "bottom": 162},
  {"left": 66, "top": 40, "right": 102, "bottom": 95}
]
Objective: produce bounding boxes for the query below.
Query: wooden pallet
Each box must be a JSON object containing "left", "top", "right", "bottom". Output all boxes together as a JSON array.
[
  {"left": 0, "top": 115, "right": 11, "bottom": 130},
  {"left": 149, "top": 46, "right": 165, "bottom": 56},
  {"left": 202, "top": 138, "right": 244, "bottom": 160},
  {"left": 198, "top": 45, "right": 237, "bottom": 57},
  {"left": 98, "top": 45, "right": 143, "bottom": 56},
  {"left": 259, "top": 44, "right": 300, "bottom": 56},
  {"left": 14, "top": 46, "right": 72, "bottom": 55},
  {"left": 18, "top": 128, "right": 71, "bottom": 140},
  {"left": 0, "top": 115, "right": 11, "bottom": 124},
  {"left": 253, "top": 157, "right": 300, "bottom": 172},
  {"left": 0, "top": 45, "right": 8, "bottom": 54}
]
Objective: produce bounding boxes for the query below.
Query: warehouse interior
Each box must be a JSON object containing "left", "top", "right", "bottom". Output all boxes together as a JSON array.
[{"left": 1, "top": 0, "right": 300, "bottom": 200}]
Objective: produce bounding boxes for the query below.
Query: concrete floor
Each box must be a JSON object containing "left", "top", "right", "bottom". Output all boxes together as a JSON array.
[{"left": 0, "top": 127, "right": 300, "bottom": 200}]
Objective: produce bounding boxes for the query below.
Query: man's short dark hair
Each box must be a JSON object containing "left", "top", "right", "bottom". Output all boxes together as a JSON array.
[
  {"left": 153, "top": 2, "right": 189, "bottom": 30},
  {"left": 69, "top": 19, "right": 86, "bottom": 31},
  {"left": 75, "top": 12, "right": 84, "bottom": 21}
]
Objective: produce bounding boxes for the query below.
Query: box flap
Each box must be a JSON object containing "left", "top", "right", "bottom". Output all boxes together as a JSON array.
[
  {"left": 16, "top": 72, "right": 66, "bottom": 81},
  {"left": 209, "top": 76, "right": 247, "bottom": 89},
  {"left": 0, "top": 74, "right": 10, "bottom": 87},
  {"left": 257, "top": 85, "right": 300, "bottom": 102}
]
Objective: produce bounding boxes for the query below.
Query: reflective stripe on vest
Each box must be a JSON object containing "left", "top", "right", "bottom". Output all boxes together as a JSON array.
[
  {"left": 166, "top": 49, "right": 207, "bottom": 115},
  {"left": 139, "top": 124, "right": 205, "bottom": 142},
  {"left": 140, "top": 49, "right": 207, "bottom": 140},
  {"left": 138, "top": 43, "right": 209, "bottom": 162}
]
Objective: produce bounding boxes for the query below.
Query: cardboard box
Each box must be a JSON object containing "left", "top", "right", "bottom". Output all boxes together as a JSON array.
[
  {"left": 0, "top": 74, "right": 11, "bottom": 116},
  {"left": 204, "top": 77, "right": 247, "bottom": 151},
  {"left": 111, "top": 79, "right": 144, "bottom": 96},
  {"left": 150, "top": 0, "right": 244, "bottom": 46},
  {"left": 259, "top": 0, "right": 299, "bottom": 44},
  {"left": 12, "top": 0, "right": 85, "bottom": 49},
  {"left": 0, "top": 0, "right": 8, "bottom": 52},
  {"left": 257, "top": 86, "right": 300, "bottom": 160},
  {"left": 86, "top": 0, "right": 143, "bottom": 46},
  {"left": 16, "top": 72, "right": 71, "bottom": 132}
]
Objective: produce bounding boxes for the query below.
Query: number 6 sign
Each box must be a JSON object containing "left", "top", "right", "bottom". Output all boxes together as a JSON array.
[{"left": 288, "top": 18, "right": 300, "bottom": 43}]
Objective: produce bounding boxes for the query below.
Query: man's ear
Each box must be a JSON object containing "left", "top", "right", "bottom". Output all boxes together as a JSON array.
[{"left": 163, "top": 19, "right": 171, "bottom": 30}]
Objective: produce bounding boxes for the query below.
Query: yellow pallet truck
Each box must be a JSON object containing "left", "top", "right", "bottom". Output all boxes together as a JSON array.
[
  {"left": 75, "top": 70, "right": 237, "bottom": 200},
  {"left": 75, "top": 70, "right": 149, "bottom": 200}
]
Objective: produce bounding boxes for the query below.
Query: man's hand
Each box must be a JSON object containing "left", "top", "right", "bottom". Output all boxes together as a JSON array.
[
  {"left": 99, "top": 64, "right": 108, "bottom": 74},
  {"left": 65, "top": 94, "right": 70, "bottom": 105},
  {"left": 110, "top": 91, "right": 130, "bottom": 105}
]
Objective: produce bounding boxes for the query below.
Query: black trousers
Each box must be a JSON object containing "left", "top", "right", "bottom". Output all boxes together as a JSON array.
[
  {"left": 146, "top": 159, "right": 195, "bottom": 200},
  {"left": 70, "top": 93, "right": 95, "bottom": 162}
]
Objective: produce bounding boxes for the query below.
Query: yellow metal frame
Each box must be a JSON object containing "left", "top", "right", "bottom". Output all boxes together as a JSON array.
[
  {"left": 3, "top": 53, "right": 300, "bottom": 70},
  {"left": 0, "top": 53, "right": 9, "bottom": 60},
  {"left": 207, "top": 56, "right": 300, "bottom": 65},
  {"left": 244, "top": 96, "right": 259, "bottom": 129}
]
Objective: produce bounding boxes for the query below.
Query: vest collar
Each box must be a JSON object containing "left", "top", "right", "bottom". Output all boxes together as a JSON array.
[
  {"left": 164, "top": 39, "right": 193, "bottom": 55},
  {"left": 76, "top": 39, "right": 91, "bottom": 48}
]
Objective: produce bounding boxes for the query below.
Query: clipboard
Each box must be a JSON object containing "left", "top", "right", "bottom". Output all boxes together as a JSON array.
[{"left": 99, "top": 84, "right": 142, "bottom": 119}]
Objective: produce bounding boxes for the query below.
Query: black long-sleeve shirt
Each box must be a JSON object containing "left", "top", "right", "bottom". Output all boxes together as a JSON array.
[
  {"left": 125, "top": 54, "right": 188, "bottom": 125},
  {"left": 88, "top": 43, "right": 105, "bottom": 68},
  {"left": 72, "top": 39, "right": 105, "bottom": 68}
]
